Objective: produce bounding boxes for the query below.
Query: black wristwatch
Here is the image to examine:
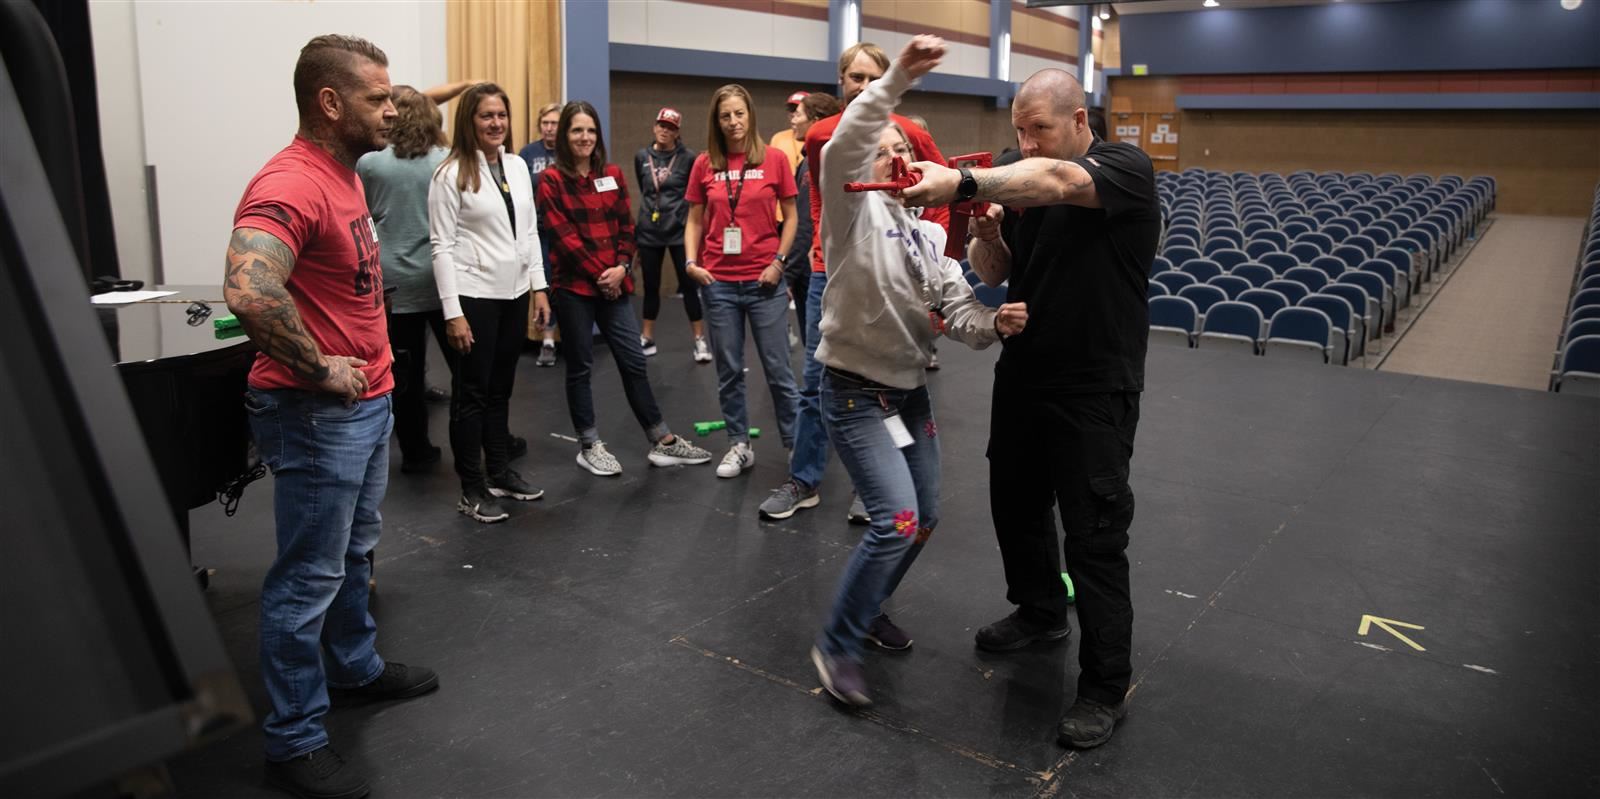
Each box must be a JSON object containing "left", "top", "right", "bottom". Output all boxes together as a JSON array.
[{"left": 956, "top": 167, "right": 978, "bottom": 202}]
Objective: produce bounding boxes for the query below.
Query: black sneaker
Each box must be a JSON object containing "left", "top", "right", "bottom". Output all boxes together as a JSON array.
[
  {"left": 974, "top": 610, "right": 1071, "bottom": 652},
  {"left": 264, "top": 744, "right": 370, "bottom": 799},
  {"left": 508, "top": 435, "right": 528, "bottom": 460},
  {"left": 423, "top": 385, "right": 450, "bottom": 404},
  {"left": 810, "top": 646, "right": 871, "bottom": 707},
  {"left": 399, "top": 445, "right": 441, "bottom": 474},
  {"left": 458, "top": 489, "right": 510, "bottom": 523},
  {"left": 1057, "top": 697, "right": 1127, "bottom": 749},
  {"left": 867, "top": 614, "right": 913, "bottom": 652},
  {"left": 339, "top": 661, "right": 439, "bottom": 701},
  {"left": 488, "top": 470, "right": 544, "bottom": 501}
]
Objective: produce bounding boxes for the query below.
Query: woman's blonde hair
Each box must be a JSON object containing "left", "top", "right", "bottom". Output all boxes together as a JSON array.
[{"left": 704, "top": 84, "right": 766, "bottom": 172}]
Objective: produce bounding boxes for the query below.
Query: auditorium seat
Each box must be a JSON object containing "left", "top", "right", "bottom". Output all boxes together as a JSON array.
[
  {"left": 1263, "top": 307, "right": 1333, "bottom": 364},
  {"left": 1149, "top": 296, "right": 1199, "bottom": 348},
  {"left": 1552, "top": 335, "right": 1600, "bottom": 395},
  {"left": 1283, "top": 266, "right": 1330, "bottom": 293},
  {"left": 1197, "top": 301, "right": 1264, "bottom": 355},
  {"left": 1259, "top": 252, "right": 1298, "bottom": 275},
  {"left": 1338, "top": 271, "right": 1394, "bottom": 333},
  {"left": 1178, "top": 283, "right": 1228, "bottom": 318},
  {"left": 1300, "top": 293, "right": 1358, "bottom": 365},
  {"left": 1231, "top": 262, "right": 1276, "bottom": 288},
  {"left": 1207, "top": 274, "right": 1252, "bottom": 300},
  {"left": 1154, "top": 270, "right": 1197, "bottom": 294}
]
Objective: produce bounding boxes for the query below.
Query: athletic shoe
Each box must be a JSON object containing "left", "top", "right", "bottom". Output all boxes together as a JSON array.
[
  {"left": 974, "top": 610, "right": 1072, "bottom": 652},
  {"left": 337, "top": 661, "right": 440, "bottom": 701},
  {"left": 847, "top": 494, "right": 870, "bottom": 525},
  {"left": 759, "top": 479, "right": 820, "bottom": 520},
  {"left": 867, "top": 614, "right": 913, "bottom": 652},
  {"left": 648, "top": 435, "right": 713, "bottom": 467},
  {"left": 264, "top": 745, "right": 369, "bottom": 799},
  {"left": 788, "top": 324, "right": 800, "bottom": 349},
  {"left": 692, "top": 336, "right": 712, "bottom": 363},
  {"left": 640, "top": 336, "right": 658, "bottom": 357},
  {"left": 1057, "top": 697, "right": 1127, "bottom": 749},
  {"left": 457, "top": 489, "right": 510, "bottom": 523},
  {"left": 811, "top": 646, "right": 871, "bottom": 707},
  {"left": 716, "top": 442, "right": 755, "bottom": 478},
  {"left": 536, "top": 341, "right": 557, "bottom": 367},
  {"left": 423, "top": 385, "right": 450, "bottom": 403},
  {"left": 488, "top": 469, "right": 544, "bottom": 501},
  {"left": 926, "top": 351, "right": 940, "bottom": 370},
  {"left": 577, "top": 441, "right": 623, "bottom": 476}
]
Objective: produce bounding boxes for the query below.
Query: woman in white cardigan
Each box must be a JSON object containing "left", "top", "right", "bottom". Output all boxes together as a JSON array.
[{"left": 429, "top": 83, "right": 552, "bottom": 524}]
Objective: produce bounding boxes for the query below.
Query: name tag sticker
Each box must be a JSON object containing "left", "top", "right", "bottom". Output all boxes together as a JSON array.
[
  {"left": 594, "top": 176, "right": 618, "bottom": 192},
  {"left": 883, "top": 414, "right": 914, "bottom": 449}
]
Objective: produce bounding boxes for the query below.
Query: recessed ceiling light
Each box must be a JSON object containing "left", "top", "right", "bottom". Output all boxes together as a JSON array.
[
  {"left": 1203, "top": 0, "right": 1220, "bottom": 7},
  {"left": 1100, "top": 6, "right": 1111, "bottom": 19},
  {"left": 1560, "top": 0, "right": 1582, "bottom": 10}
]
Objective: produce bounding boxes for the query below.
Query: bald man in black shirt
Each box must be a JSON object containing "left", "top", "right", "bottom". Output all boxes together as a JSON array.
[{"left": 903, "top": 68, "right": 1159, "bottom": 750}]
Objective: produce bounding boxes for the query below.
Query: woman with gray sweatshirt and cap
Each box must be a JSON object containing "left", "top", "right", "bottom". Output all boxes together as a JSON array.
[{"left": 808, "top": 35, "right": 1029, "bottom": 707}]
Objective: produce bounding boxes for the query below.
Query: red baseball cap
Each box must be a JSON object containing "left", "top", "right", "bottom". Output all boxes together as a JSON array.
[
  {"left": 655, "top": 107, "right": 682, "bottom": 128},
  {"left": 786, "top": 91, "right": 810, "bottom": 107}
]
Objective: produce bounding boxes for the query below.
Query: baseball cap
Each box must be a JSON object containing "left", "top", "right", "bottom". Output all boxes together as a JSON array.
[
  {"left": 655, "top": 107, "right": 682, "bottom": 128},
  {"left": 786, "top": 91, "right": 810, "bottom": 107}
]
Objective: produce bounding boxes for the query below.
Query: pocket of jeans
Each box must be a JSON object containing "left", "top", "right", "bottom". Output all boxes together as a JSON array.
[
  {"left": 243, "top": 391, "right": 282, "bottom": 470},
  {"left": 307, "top": 398, "right": 363, "bottom": 423}
]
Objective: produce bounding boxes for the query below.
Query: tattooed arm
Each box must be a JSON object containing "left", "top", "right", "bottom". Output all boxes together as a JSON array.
[
  {"left": 901, "top": 156, "right": 1100, "bottom": 210},
  {"left": 223, "top": 227, "right": 368, "bottom": 401},
  {"left": 969, "top": 157, "right": 1098, "bottom": 209}
]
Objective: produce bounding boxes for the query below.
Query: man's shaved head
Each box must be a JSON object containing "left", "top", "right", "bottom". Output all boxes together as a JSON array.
[
  {"left": 1016, "top": 69, "right": 1086, "bottom": 118},
  {"left": 1012, "top": 68, "right": 1093, "bottom": 160}
]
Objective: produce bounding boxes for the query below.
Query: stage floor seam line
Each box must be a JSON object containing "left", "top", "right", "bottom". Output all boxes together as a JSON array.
[{"left": 669, "top": 635, "right": 1058, "bottom": 791}]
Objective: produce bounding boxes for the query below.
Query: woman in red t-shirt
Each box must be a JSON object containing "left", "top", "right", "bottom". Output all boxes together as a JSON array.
[{"left": 683, "top": 84, "right": 800, "bottom": 479}]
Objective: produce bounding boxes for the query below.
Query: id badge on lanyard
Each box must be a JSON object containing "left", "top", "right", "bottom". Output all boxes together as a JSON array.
[
  {"left": 723, "top": 226, "right": 743, "bottom": 255},
  {"left": 722, "top": 164, "right": 748, "bottom": 256}
]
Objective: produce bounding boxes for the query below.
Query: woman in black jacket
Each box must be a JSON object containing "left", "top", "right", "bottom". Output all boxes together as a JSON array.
[{"left": 634, "top": 107, "right": 708, "bottom": 362}]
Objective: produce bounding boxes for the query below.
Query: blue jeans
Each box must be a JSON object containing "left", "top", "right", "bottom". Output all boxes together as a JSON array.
[
  {"left": 787, "top": 271, "right": 829, "bottom": 487},
  {"left": 552, "top": 288, "right": 671, "bottom": 446},
  {"left": 816, "top": 369, "right": 941, "bottom": 662},
  {"left": 244, "top": 389, "right": 392, "bottom": 761},
  {"left": 702, "top": 280, "right": 800, "bottom": 448}
]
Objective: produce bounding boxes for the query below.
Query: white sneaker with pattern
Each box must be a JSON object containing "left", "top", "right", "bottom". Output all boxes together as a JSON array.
[
  {"left": 577, "top": 441, "right": 622, "bottom": 476},
  {"left": 716, "top": 442, "right": 755, "bottom": 478}
]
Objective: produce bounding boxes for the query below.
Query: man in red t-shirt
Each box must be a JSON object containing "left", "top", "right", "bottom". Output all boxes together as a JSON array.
[
  {"left": 757, "top": 41, "right": 947, "bottom": 525},
  {"left": 222, "top": 34, "right": 436, "bottom": 799}
]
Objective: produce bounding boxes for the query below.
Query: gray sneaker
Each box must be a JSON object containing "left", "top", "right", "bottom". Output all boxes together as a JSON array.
[
  {"left": 536, "top": 341, "right": 557, "bottom": 367},
  {"left": 847, "top": 493, "right": 870, "bottom": 525},
  {"left": 648, "top": 435, "right": 713, "bottom": 467},
  {"left": 577, "top": 441, "right": 622, "bottom": 476},
  {"left": 811, "top": 646, "right": 871, "bottom": 707},
  {"left": 759, "top": 479, "right": 820, "bottom": 520}
]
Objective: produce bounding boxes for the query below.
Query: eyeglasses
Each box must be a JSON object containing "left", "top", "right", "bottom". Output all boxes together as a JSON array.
[{"left": 875, "top": 144, "right": 913, "bottom": 161}]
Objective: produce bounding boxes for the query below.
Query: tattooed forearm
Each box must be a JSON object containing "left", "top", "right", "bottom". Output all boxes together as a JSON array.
[
  {"left": 973, "top": 158, "right": 1099, "bottom": 209},
  {"left": 223, "top": 228, "right": 329, "bottom": 384}
]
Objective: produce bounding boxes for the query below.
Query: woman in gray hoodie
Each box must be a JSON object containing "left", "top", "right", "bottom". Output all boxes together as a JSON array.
[{"left": 808, "top": 35, "right": 1029, "bottom": 707}]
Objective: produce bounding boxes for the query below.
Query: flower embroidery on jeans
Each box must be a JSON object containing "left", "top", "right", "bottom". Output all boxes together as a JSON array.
[
  {"left": 893, "top": 509, "right": 917, "bottom": 537},
  {"left": 924, "top": 420, "right": 938, "bottom": 438}
]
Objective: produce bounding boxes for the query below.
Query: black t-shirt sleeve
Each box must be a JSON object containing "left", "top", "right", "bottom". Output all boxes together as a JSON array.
[{"left": 1071, "top": 141, "right": 1156, "bottom": 221}]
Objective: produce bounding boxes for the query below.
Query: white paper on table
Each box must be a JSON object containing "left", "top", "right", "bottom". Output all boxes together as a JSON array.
[
  {"left": 90, "top": 290, "right": 178, "bottom": 305},
  {"left": 1156, "top": 123, "right": 1170, "bottom": 133},
  {"left": 1166, "top": 133, "right": 1179, "bottom": 144}
]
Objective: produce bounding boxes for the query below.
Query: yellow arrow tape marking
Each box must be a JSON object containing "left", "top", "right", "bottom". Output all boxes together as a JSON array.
[{"left": 1359, "top": 614, "right": 1426, "bottom": 652}]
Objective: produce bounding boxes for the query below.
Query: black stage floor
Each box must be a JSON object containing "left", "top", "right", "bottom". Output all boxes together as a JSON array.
[{"left": 168, "top": 315, "right": 1599, "bottom": 798}]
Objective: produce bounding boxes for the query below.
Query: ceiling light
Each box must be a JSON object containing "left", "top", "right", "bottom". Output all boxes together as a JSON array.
[
  {"left": 1099, "top": 5, "right": 1111, "bottom": 19},
  {"left": 1203, "top": 0, "right": 1220, "bottom": 7},
  {"left": 1561, "top": 0, "right": 1582, "bottom": 10}
]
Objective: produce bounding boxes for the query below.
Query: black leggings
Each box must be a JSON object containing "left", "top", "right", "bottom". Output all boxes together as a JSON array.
[
  {"left": 388, "top": 309, "right": 454, "bottom": 459},
  {"left": 449, "top": 293, "right": 530, "bottom": 491},
  {"left": 638, "top": 242, "right": 702, "bottom": 323}
]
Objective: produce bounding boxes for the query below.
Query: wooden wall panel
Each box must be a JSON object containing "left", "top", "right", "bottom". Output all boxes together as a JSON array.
[{"left": 1178, "top": 109, "right": 1600, "bottom": 216}]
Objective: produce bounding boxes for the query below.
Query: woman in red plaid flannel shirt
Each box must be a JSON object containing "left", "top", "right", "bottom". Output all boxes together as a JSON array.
[{"left": 537, "top": 101, "right": 713, "bottom": 476}]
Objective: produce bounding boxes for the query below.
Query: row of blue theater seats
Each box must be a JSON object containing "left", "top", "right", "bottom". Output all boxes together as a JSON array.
[{"left": 1550, "top": 185, "right": 1600, "bottom": 395}]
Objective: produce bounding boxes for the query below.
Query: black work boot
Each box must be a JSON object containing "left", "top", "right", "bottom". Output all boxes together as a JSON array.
[{"left": 1056, "top": 697, "right": 1127, "bottom": 749}]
